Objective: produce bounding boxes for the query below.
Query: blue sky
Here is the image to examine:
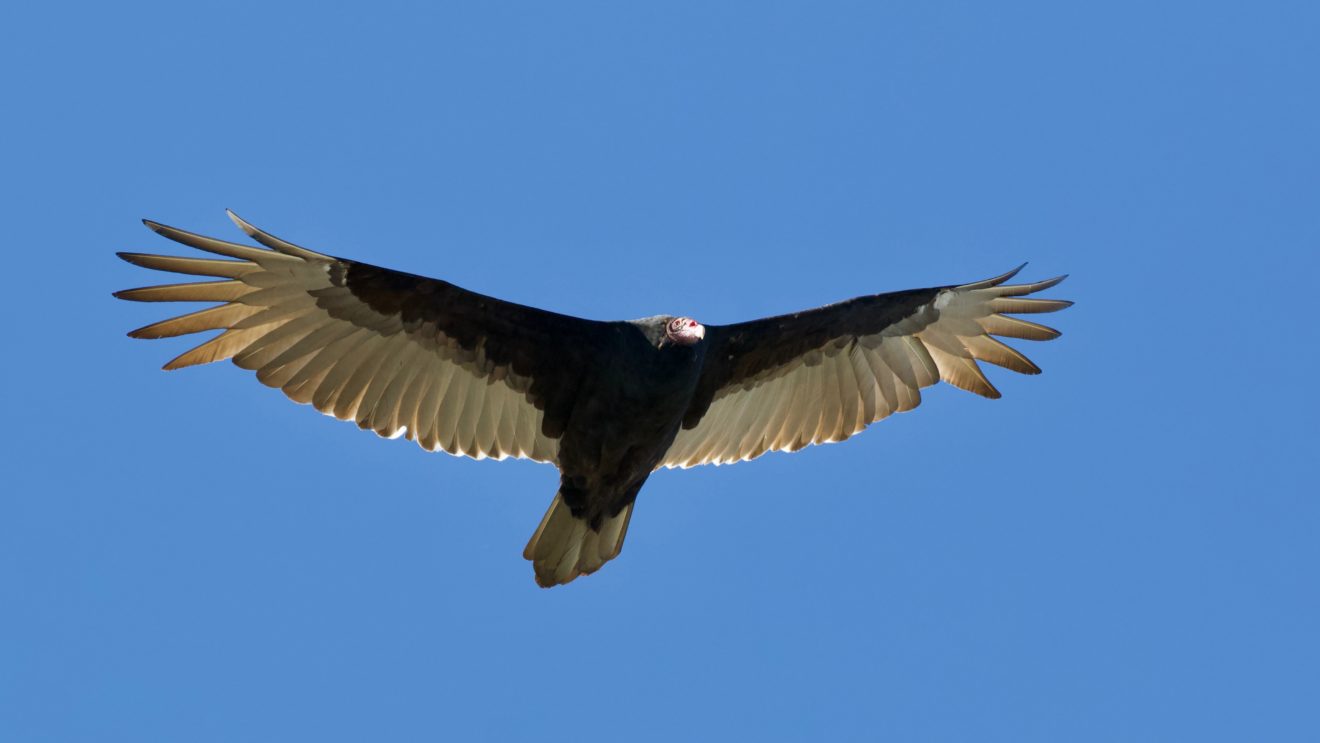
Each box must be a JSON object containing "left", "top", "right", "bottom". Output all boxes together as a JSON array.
[{"left": 3, "top": 1, "right": 1317, "bottom": 740}]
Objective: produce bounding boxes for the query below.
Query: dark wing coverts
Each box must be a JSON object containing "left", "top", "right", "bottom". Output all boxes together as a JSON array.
[
  {"left": 662, "top": 267, "right": 1070, "bottom": 468},
  {"left": 116, "top": 211, "right": 609, "bottom": 462}
]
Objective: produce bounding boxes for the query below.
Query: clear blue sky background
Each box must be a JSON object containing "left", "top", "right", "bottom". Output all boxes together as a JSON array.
[{"left": 3, "top": 2, "right": 1316, "bottom": 741}]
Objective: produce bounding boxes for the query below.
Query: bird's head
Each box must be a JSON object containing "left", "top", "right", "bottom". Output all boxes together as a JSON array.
[{"left": 664, "top": 316, "right": 705, "bottom": 346}]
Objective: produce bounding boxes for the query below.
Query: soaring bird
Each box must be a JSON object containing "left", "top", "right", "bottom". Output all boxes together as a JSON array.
[{"left": 116, "top": 212, "right": 1071, "bottom": 587}]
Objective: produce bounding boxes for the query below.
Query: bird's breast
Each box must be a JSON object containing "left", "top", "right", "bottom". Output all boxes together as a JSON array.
[{"left": 555, "top": 339, "right": 705, "bottom": 481}]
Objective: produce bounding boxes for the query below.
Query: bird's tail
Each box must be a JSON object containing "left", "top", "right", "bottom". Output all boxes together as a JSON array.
[{"left": 523, "top": 493, "right": 634, "bottom": 588}]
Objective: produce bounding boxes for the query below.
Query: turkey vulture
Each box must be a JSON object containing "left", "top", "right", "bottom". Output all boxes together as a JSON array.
[{"left": 116, "top": 212, "right": 1071, "bottom": 587}]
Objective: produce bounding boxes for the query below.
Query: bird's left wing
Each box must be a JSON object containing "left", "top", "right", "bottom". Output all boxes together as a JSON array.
[
  {"left": 116, "top": 212, "right": 614, "bottom": 463},
  {"left": 660, "top": 267, "right": 1070, "bottom": 468}
]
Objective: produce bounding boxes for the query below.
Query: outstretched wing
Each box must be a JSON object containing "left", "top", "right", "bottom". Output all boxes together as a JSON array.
[
  {"left": 661, "top": 267, "right": 1070, "bottom": 468},
  {"left": 116, "top": 211, "right": 614, "bottom": 463}
]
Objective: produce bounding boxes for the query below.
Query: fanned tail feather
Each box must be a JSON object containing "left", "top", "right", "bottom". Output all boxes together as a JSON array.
[{"left": 523, "top": 494, "right": 634, "bottom": 587}]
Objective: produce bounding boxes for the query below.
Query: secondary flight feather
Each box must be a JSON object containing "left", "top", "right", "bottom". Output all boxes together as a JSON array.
[{"left": 116, "top": 212, "right": 1071, "bottom": 587}]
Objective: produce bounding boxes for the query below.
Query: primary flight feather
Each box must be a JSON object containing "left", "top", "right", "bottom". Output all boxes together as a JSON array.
[{"left": 116, "top": 212, "right": 1071, "bottom": 587}]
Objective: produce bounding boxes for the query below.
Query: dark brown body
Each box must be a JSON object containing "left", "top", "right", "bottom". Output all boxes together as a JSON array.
[{"left": 555, "top": 322, "right": 706, "bottom": 529}]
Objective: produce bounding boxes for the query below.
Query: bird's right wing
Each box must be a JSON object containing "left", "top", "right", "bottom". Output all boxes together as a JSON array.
[
  {"left": 116, "top": 212, "right": 615, "bottom": 463},
  {"left": 661, "top": 267, "right": 1071, "bottom": 469}
]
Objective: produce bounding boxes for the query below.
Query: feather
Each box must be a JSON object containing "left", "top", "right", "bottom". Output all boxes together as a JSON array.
[
  {"left": 143, "top": 220, "right": 280, "bottom": 263},
  {"left": 925, "top": 344, "right": 1000, "bottom": 399},
  {"left": 396, "top": 364, "right": 436, "bottom": 443},
  {"left": 351, "top": 338, "right": 413, "bottom": 428},
  {"left": 263, "top": 321, "right": 360, "bottom": 374},
  {"left": 417, "top": 364, "right": 457, "bottom": 452},
  {"left": 992, "top": 275, "right": 1068, "bottom": 297},
  {"left": 117, "top": 252, "right": 257, "bottom": 279},
  {"left": 494, "top": 387, "right": 519, "bottom": 459},
  {"left": 284, "top": 328, "right": 371, "bottom": 399},
  {"left": 989, "top": 297, "right": 1073, "bottom": 314},
  {"left": 816, "top": 352, "right": 846, "bottom": 443},
  {"left": 225, "top": 210, "right": 331, "bottom": 262},
  {"left": 475, "top": 380, "right": 506, "bottom": 459},
  {"left": 455, "top": 374, "right": 490, "bottom": 458},
  {"left": 364, "top": 343, "right": 424, "bottom": 435},
  {"left": 231, "top": 297, "right": 318, "bottom": 330},
  {"left": 114, "top": 280, "right": 250, "bottom": 303},
  {"left": 128, "top": 303, "right": 265, "bottom": 339},
  {"left": 917, "top": 327, "right": 975, "bottom": 360},
  {"left": 902, "top": 336, "right": 941, "bottom": 387},
  {"left": 859, "top": 348, "right": 895, "bottom": 418},
  {"left": 235, "top": 284, "right": 313, "bottom": 308},
  {"left": 310, "top": 332, "right": 382, "bottom": 413},
  {"left": 834, "top": 352, "right": 863, "bottom": 439},
  {"left": 979, "top": 314, "right": 1061, "bottom": 341},
  {"left": 430, "top": 367, "right": 469, "bottom": 455},
  {"left": 233, "top": 314, "right": 327, "bottom": 371},
  {"left": 163, "top": 326, "right": 268, "bottom": 370},
  {"left": 961, "top": 335, "right": 1041, "bottom": 374},
  {"left": 955, "top": 263, "right": 1025, "bottom": 291}
]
